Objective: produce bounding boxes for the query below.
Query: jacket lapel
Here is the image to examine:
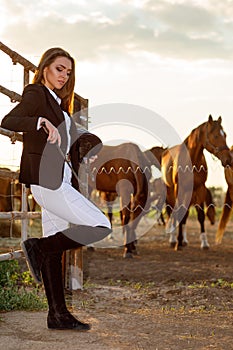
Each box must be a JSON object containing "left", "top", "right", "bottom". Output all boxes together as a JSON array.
[
  {"left": 43, "top": 86, "right": 65, "bottom": 126},
  {"left": 42, "top": 86, "right": 69, "bottom": 154}
]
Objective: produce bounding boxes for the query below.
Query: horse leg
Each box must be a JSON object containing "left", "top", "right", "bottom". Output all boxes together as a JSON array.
[
  {"left": 160, "top": 211, "right": 166, "bottom": 226},
  {"left": 106, "top": 202, "right": 114, "bottom": 240},
  {"left": 175, "top": 224, "right": 183, "bottom": 250},
  {"left": 120, "top": 197, "right": 134, "bottom": 258},
  {"left": 164, "top": 205, "right": 176, "bottom": 247},
  {"left": 216, "top": 188, "right": 232, "bottom": 244},
  {"left": 127, "top": 227, "right": 137, "bottom": 256},
  {"left": 123, "top": 193, "right": 145, "bottom": 258},
  {"left": 205, "top": 188, "right": 215, "bottom": 225},
  {"left": 123, "top": 210, "right": 138, "bottom": 259},
  {"left": 182, "top": 224, "right": 189, "bottom": 246},
  {"left": 123, "top": 226, "right": 135, "bottom": 259},
  {"left": 168, "top": 219, "right": 177, "bottom": 248},
  {"left": 175, "top": 210, "right": 189, "bottom": 251},
  {"left": 107, "top": 210, "right": 113, "bottom": 225},
  {"left": 196, "top": 204, "right": 209, "bottom": 249}
]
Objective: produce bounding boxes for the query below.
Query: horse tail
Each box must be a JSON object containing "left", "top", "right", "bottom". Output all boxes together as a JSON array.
[
  {"left": 216, "top": 189, "right": 232, "bottom": 244},
  {"left": 129, "top": 149, "right": 150, "bottom": 222},
  {"left": 205, "top": 188, "right": 215, "bottom": 225},
  {"left": 133, "top": 162, "right": 148, "bottom": 209}
]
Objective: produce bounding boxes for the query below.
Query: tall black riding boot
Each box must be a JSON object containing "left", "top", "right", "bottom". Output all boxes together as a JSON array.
[
  {"left": 21, "top": 225, "right": 111, "bottom": 283},
  {"left": 41, "top": 252, "right": 91, "bottom": 331}
]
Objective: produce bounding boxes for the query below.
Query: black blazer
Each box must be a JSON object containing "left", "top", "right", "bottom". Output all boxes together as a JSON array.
[{"left": 1, "top": 84, "right": 101, "bottom": 190}]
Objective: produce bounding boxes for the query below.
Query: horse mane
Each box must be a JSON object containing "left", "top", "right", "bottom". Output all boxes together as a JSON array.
[{"left": 183, "top": 121, "right": 207, "bottom": 149}]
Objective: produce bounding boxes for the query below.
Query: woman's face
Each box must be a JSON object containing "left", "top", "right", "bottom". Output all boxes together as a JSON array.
[{"left": 43, "top": 56, "right": 72, "bottom": 90}]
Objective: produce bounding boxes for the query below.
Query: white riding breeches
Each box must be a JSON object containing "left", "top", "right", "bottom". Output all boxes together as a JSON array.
[{"left": 31, "top": 163, "right": 111, "bottom": 237}]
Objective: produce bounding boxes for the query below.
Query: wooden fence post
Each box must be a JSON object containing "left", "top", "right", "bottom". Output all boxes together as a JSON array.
[{"left": 63, "top": 100, "right": 89, "bottom": 291}]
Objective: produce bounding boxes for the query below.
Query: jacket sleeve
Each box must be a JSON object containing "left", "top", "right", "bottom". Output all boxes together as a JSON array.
[{"left": 1, "top": 84, "right": 45, "bottom": 132}]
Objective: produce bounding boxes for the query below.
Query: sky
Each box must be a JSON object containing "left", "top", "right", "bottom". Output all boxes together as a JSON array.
[{"left": 1, "top": 0, "right": 233, "bottom": 189}]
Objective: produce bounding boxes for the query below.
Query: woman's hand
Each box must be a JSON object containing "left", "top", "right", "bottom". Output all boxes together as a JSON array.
[
  {"left": 40, "top": 118, "right": 61, "bottom": 146},
  {"left": 89, "top": 155, "right": 98, "bottom": 163},
  {"left": 83, "top": 155, "right": 98, "bottom": 164}
]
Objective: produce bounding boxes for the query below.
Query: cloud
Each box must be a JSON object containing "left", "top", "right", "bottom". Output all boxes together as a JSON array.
[{"left": 2, "top": 0, "right": 233, "bottom": 62}]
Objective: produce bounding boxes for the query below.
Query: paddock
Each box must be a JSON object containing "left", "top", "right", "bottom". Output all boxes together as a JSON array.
[
  {"left": 1, "top": 41, "right": 233, "bottom": 350},
  {"left": 0, "top": 217, "right": 233, "bottom": 350}
]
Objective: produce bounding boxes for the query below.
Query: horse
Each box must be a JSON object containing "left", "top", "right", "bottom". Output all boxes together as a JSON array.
[
  {"left": 0, "top": 167, "right": 38, "bottom": 212},
  {"left": 0, "top": 167, "right": 13, "bottom": 212},
  {"left": 149, "top": 176, "right": 216, "bottom": 242},
  {"left": 205, "top": 187, "right": 216, "bottom": 225},
  {"left": 215, "top": 146, "right": 233, "bottom": 244},
  {"left": 160, "top": 115, "right": 232, "bottom": 250},
  {"left": 168, "top": 186, "right": 216, "bottom": 247},
  {"left": 144, "top": 146, "right": 167, "bottom": 169},
  {"left": 97, "top": 191, "right": 119, "bottom": 225},
  {"left": 88, "top": 143, "right": 165, "bottom": 258},
  {"left": 94, "top": 146, "right": 166, "bottom": 225}
]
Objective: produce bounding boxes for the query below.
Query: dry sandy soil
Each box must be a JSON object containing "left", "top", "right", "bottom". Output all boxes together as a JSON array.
[{"left": 1, "top": 216, "right": 233, "bottom": 350}]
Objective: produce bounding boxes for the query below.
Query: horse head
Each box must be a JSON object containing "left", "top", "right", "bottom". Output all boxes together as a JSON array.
[
  {"left": 144, "top": 146, "right": 168, "bottom": 170},
  {"left": 203, "top": 115, "right": 232, "bottom": 167}
]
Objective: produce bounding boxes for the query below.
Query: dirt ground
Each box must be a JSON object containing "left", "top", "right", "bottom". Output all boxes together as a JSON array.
[{"left": 1, "top": 216, "right": 233, "bottom": 350}]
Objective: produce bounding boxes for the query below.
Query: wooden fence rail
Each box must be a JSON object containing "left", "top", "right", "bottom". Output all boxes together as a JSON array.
[{"left": 0, "top": 250, "right": 24, "bottom": 262}]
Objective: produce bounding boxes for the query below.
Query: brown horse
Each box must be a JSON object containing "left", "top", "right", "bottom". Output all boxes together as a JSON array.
[
  {"left": 0, "top": 168, "right": 13, "bottom": 212},
  {"left": 205, "top": 187, "right": 216, "bottom": 225},
  {"left": 88, "top": 143, "right": 165, "bottom": 257},
  {"left": 98, "top": 191, "right": 119, "bottom": 225},
  {"left": 149, "top": 176, "right": 216, "bottom": 240},
  {"left": 161, "top": 115, "right": 232, "bottom": 250},
  {"left": 216, "top": 146, "right": 233, "bottom": 244},
  {"left": 96, "top": 146, "right": 166, "bottom": 225},
  {"left": 167, "top": 186, "right": 216, "bottom": 247},
  {"left": 0, "top": 168, "right": 38, "bottom": 212}
]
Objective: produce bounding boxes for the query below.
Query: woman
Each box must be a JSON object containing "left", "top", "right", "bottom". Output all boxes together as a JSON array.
[{"left": 1, "top": 47, "right": 111, "bottom": 331}]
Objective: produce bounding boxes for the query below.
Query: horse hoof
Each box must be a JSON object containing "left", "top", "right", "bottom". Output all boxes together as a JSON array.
[
  {"left": 123, "top": 252, "right": 133, "bottom": 259},
  {"left": 170, "top": 242, "right": 176, "bottom": 248},
  {"left": 132, "top": 249, "right": 138, "bottom": 256},
  {"left": 182, "top": 241, "right": 188, "bottom": 247},
  {"left": 174, "top": 243, "right": 182, "bottom": 251},
  {"left": 201, "top": 245, "right": 210, "bottom": 250}
]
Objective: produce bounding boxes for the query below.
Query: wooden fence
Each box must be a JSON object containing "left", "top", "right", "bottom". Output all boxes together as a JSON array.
[
  {"left": 0, "top": 41, "right": 89, "bottom": 290},
  {"left": 0, "top": 130, "right": 39, "bottom": 262}
]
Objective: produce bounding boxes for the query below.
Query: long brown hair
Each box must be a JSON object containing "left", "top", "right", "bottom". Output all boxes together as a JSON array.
[{"left": 32, "top": 47, "right": 75, "bottom": 114}]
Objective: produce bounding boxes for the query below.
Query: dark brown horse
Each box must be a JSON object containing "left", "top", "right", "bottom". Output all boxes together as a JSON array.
[
  {"left": 0, "top": 168, "right": 13, "bottom": 212},
  {"left": 88, "top": 143, "right": 165, "bottom": 257},
  {"left": 161, "top": 115, "right": 232, "bottom": 250},
  {"left": 216, "top": 146, "right": 233, "bottom": 244},
  {"left": 0, "top": 168, "right": 38, "bottom": 212}
]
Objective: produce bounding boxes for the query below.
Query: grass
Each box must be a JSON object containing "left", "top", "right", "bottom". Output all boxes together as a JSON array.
[
  {"left": 187, "top": 279, "right": 233, "bottom": 289},
  {"left": 0, "top": 260, "right": 47, "bottom": 311}
]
